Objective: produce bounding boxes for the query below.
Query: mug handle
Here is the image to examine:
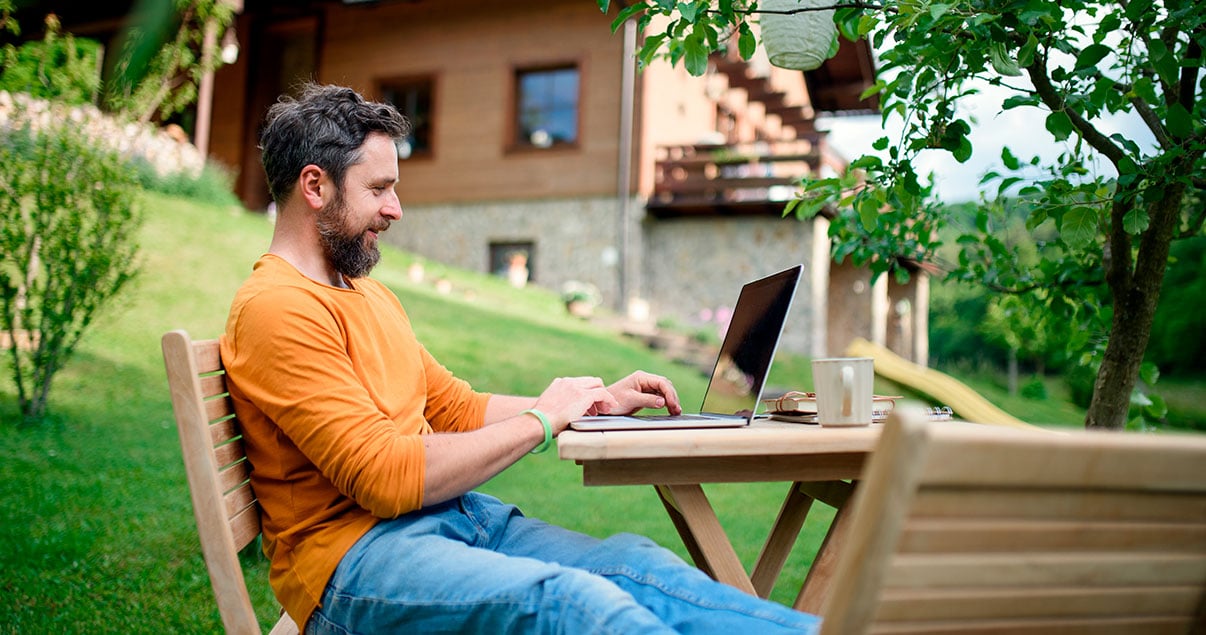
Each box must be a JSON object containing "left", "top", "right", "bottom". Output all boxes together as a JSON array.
[{"left": 840, "top": 365, "right": 853, "bottom": 417}]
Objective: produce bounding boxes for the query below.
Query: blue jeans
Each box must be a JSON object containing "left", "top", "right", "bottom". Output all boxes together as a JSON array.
[{"left": 306, "top": 492, "right": 821, "bottom": 634}]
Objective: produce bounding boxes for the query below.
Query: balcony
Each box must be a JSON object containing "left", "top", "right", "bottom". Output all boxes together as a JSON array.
[{"left": 647, "top": 141, "right": 820, "bottom": 218}]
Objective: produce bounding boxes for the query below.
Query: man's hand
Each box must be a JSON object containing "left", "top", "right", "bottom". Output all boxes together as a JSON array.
[
  {"left": 533, "top": 376, "right": 621, "bottom": 432},
  {"left": 600, "top": 371, "right": 682, "bottom": 416}
]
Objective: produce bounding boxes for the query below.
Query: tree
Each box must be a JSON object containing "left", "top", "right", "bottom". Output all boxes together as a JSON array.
[
  {"left": 599, "top": 0, "right": 1205, "bottom": 429},
  {"left": 0, "top": 0, "right": 236, "bottom": 124},
  {"left": 0, "top": 122, "right": 141, "bottom": 425}
]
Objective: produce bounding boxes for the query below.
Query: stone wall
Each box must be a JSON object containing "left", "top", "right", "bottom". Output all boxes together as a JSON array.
[
  {"left": 384, "top": 197, "right": 834, "bottom": 358},
  {"left": 382, "top": 197, "right": 629, "bottom": 304},
  {"left": 642, "top": 215, "right": 827, "bottom": 358}
]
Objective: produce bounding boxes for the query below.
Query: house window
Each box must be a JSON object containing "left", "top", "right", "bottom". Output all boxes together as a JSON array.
[
  {"left": 490, "top": 241, "right": 534, "bottom": 288},
  {"left": 515, "top": 66, "right": 579, "bottom": 149},
  {"left": 380, "top": 77, "right": 433, "bottom": 159}
]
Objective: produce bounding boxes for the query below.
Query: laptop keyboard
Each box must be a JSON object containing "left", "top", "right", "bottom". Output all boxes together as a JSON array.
[{"left": 634, "top": 413, "right": 717, "bottom": 421}]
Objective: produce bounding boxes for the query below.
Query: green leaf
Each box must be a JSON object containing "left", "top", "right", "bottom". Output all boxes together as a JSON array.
[
  {"left": 857, "top": 196, "right": 880, "bottom": 230},
  {"left": 1149, "top": 39, "right": 1178, "bottom": 87},
  {"left": 737, "top": 22, "right": 755, "bottom": 60},
  {"left": 1017, "top": 34, "right": 1038, "bottom": 68},
  {"left": 610, "top": 4, "right": 647, "bottom": 32},
  {"left": 683, "top": 33, "right": 707, "bottom": 76},
  {"left": 1123, "top": 207, "right": 1149, "bottom": 234},
  {"left": 1001, "top": 146, "right": 1020, "bottom": 170},
  {"left": 1144, "top": 393, "right": 1168, "bottom": 419},
  {"left": 1124, "top": 0, "right": 1153, "bottom": 21},
  {"left": 1003, "top": 95, "right": 1038, "bottom": 109},
  {"left": 1045, "top": 110, "right": 1075, "bottom": 141},
  {"left": 872, "top": 136, "right": 889, "bottom": 151},
  {"left": 1059, "top": 206, "right": 1098, "bottom": 248},
  {"left": 678, "top": 2, "right": 698, "bottom": 22},
  {"left": 597, "top": 0, "right": 610, "bottom": 13},
  {"left": 988, "top": 41, "right": 1022, "bottom": 77},
  {"left": 1166, "top": 103, "right": 1194, "bottom": 139},
  {"left": 1139, "top": 362, "right": 1160, "bottom": 386},
  {"left": 1074, "top": 43, "right": 1110, "bottom": 71},
  {"left": 857, "top": 14, "right": 877, "bottom": 37}
]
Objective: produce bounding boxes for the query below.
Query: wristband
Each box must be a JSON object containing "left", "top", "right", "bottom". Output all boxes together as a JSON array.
[{"left": 522, "top": 409, "right": 553, "bottom": 454}]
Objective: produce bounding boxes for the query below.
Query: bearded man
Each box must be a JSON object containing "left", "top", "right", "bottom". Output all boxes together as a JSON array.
[{"left": 220, "top": 83, "right": 821, "bottom": 635}]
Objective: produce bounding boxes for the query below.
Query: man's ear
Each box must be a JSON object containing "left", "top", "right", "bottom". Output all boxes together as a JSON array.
[{"left": 297, "top": 164, "right": 327, "bottom": 210}]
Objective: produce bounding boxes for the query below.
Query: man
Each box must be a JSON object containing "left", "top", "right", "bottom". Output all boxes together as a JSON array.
[{"left": 221, "top": 83, "right": 821, "bottom": 634}]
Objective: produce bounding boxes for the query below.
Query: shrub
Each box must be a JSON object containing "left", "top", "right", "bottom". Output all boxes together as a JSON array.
[
  {"left": 1020, "top": 378, "right": 1048, "bottom": 401},
  {"left": 0, "top": 123, "right": 141, "bottom": 424},
  {"left": 130, "top": 156, "right": 240, "bottom": 208}
]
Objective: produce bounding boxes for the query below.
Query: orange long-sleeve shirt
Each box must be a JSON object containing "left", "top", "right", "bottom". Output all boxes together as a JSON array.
[{"left": 220, "top": 254, "right": 491, "bottom": 627}]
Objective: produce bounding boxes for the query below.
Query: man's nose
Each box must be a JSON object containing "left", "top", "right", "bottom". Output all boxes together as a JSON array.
[{"left": 383, "top": 190, "right": 403, "bottom": 220}]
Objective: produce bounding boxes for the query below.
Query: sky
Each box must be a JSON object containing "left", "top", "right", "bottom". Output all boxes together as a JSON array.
[{"left": 814, "top": 79, "right": 1158, "bottom": 204}]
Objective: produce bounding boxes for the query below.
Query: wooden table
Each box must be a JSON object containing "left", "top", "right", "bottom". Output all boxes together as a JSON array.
[{"left": 557, "top": 420, "right": 885, "bottom": 614}]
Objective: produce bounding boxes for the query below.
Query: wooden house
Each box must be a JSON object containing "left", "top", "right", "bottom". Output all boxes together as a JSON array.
[{"left": 37, "top": 0, "right": 928, "bottom": 363}]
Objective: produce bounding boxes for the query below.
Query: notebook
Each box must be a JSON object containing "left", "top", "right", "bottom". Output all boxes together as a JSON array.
[{"left": 570, "top": 264, "right": 802, "bottom": 431}]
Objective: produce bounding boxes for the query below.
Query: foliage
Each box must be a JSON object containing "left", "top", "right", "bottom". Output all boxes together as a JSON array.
[
  {"left": 1147, "top": 235, "right": 1206, "bottom": 373},
  {"left": 103, "top": 0, "right": 236, "bottom": 123},
  {"left": 0, "top": 0, "right": 235, "bottom": 124},
  {"left": 130, "top": 156, "right": 240, "bottom": 208},
  {"left": 0, "top": 124, "right": 142, "bottom": 424},
  {"left": 0, "top": 14, "right": 100, "bottom": 105},
  {"left": 596, "top": 0, "right": 1206, "bottom": 429}
]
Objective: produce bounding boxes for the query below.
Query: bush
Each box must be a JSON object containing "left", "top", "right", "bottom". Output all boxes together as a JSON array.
[
  {"left": 130, "top": 156, "right": 240, "bottom": 208},
  {"left": 1065, "top": 363, "right": 1097, "bottom": 410},
  {"left": 0, "top": 123, "right": 141, "bottom": 424},
  {"left": 1020, "top": 377, "right": 1048, "bottom": 400}
]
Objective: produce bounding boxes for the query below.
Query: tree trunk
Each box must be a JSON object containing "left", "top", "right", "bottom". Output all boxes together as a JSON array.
[
  {"left": 1084, "top": 174, "right": 1187, "bottom": 429},
  {"left": 1007, "top": 348, "right": 1018, "bottom": 396}
]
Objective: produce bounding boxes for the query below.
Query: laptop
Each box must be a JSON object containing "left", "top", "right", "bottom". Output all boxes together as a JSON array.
[{"left": 570, "top": 264, "right": 802, "bottom": 431}]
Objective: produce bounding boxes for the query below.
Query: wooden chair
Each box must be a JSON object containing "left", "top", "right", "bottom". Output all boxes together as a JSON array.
[
  {"left": 822, "top": 408, "right": 1206, "bottom": 634},
  {"left": 162, "top": 329, "right": 299, "bottom": 635}
]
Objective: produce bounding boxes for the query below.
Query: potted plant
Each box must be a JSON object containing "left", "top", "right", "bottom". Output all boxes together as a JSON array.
[{"left": 561, "top": 281, "right": 601, "bottom": 318}]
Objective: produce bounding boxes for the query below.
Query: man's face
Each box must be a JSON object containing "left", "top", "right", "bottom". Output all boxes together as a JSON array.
[{"left": 315, "top": 133, "right": 401, "bottom": 279}]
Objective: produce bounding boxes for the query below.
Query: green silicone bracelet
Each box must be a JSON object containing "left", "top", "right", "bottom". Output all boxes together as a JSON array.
[{"left": 523, "top": 409, "right": 553, "bottom": 454}]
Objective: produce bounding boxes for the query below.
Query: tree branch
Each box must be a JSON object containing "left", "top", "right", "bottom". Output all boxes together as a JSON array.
[
  {"left": 1089, "top": 71, "right": 1172, "bottom": 149},
  {"left": 1025, "top": 54, "right": 1126, "bottom": 166},
  {"left": 712, "top": 2, "right": 893, "bottom": 15}
]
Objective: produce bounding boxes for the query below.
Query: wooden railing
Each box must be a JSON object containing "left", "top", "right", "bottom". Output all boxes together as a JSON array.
[{"left": 648, "top": 141, "right": 821, "bottom": 215}]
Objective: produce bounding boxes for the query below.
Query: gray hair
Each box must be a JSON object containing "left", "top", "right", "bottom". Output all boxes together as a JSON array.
[{"left": 259, "top": 83, "right": 409, "bottom": 204}]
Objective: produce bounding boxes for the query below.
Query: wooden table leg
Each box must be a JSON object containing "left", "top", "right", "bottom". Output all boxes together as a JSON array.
[
  {"left": 655, "top": 484, "right": 757, "bottom": 595},
  {"left": 750, "top": 482, "right": 815, "bottom": 598},
  {"left": 793, "top": 481, "right": 857, "bottom": 614}
]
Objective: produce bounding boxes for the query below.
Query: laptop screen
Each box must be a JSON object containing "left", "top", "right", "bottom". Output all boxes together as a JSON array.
[{"left": 699, "top": 265, "right": 802, "bottom": 418}]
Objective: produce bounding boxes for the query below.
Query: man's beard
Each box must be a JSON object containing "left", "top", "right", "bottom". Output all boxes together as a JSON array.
[{"left": 316, "top": 190, "right": 383, "bottom": 279}]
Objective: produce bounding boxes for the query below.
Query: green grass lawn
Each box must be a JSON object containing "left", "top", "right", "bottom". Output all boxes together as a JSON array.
[{"left": 1, "top": 191, "right": 1198, "bottom": 632}]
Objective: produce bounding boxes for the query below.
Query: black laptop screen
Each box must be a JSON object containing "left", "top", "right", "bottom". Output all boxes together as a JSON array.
[{"left": 699, "top": 265, "right": 801, "bottom": 418}]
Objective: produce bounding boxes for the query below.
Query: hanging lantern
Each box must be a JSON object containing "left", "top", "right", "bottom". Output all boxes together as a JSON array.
[{"left": 759, "top": 0, "right": 837, "bottom": 71}]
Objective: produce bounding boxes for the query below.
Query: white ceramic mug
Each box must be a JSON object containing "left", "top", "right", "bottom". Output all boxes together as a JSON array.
[{"left": 812, "top": 357, "right": 874, "bottom": 426}]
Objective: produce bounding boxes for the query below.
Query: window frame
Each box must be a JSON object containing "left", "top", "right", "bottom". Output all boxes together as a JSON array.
[
  {"left": 508, "top": 62, "right": 582, "bottom": 153},
  {"left": 377, "top": 74, "right": 437, "bottom": 161}
]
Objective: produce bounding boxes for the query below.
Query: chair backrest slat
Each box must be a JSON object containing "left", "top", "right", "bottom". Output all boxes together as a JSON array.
[
  {"left": 821, "top": 411, "right": 1206, "bottom": 635},
  {"left": 162, "top": 329, "right": 297, "bottom": 635}
]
